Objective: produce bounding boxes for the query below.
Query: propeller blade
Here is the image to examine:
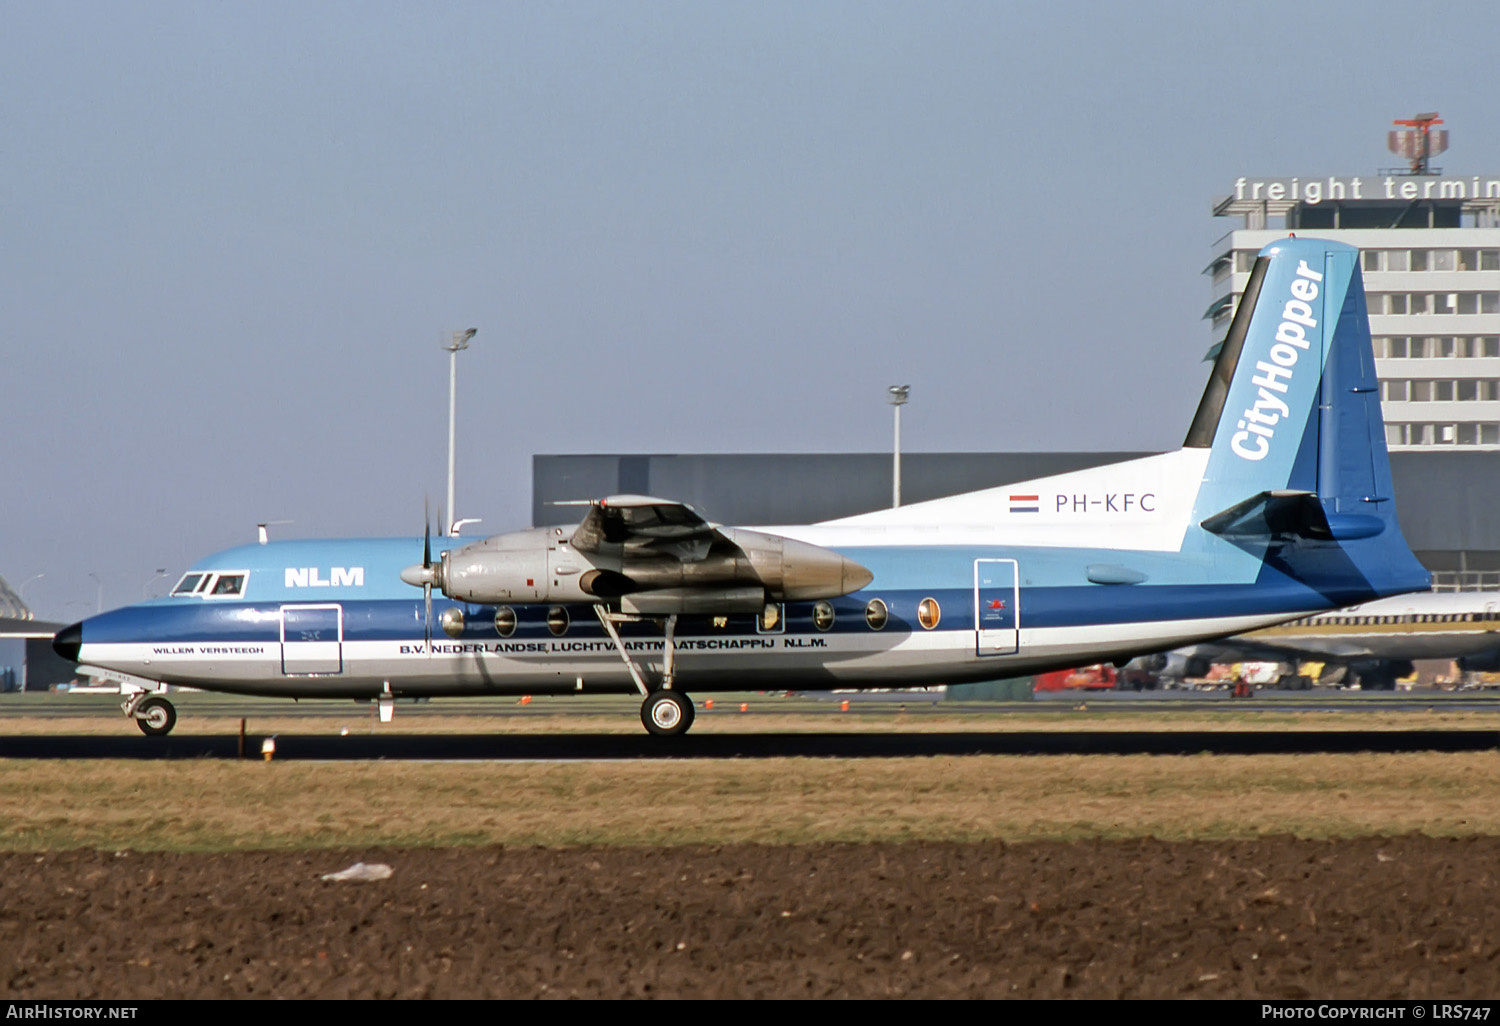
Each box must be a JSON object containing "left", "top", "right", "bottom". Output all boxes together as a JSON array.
[
  {"left": 423, "top": 497, "right": 433, "bottom": 654},
  {"left": 424, "top": 583, "right": 433, "bottom": 654}
]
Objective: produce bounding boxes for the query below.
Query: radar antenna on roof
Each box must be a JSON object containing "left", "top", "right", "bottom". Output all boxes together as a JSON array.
[{"left": 1387, "top": 113, "right": 1447, "bottom": 176}]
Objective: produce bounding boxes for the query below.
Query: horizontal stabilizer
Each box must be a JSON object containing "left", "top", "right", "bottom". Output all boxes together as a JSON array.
[{"left": 1201, "top": 490, "right": 1385, "bottom": 542}]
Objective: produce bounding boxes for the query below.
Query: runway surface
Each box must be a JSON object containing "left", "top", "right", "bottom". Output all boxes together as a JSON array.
[{"left": 3, "top": 728, "right": 1498, "bottom": 760}]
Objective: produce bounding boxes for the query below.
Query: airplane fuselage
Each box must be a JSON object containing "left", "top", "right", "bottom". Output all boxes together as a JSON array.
[
  {"left": 52, "top": 239, "right": 1436, "bottom": 734},
  {"left": 65, "top": 528, "right": 1365, "bottom": 701}
]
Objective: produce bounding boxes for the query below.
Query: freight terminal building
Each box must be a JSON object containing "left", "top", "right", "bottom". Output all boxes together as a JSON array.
[{"left": 1208, "top": 173, "right": 1500, "bottom": 450}]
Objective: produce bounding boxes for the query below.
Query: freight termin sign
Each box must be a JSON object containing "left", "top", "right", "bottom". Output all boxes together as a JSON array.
[{"left": 1226, "top": 176, "right": 1500, "bottom": 206}]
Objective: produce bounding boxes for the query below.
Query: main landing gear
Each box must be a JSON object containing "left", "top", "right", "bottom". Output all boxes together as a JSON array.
[
  {"left": 641, "top": 689, "right": 695, "bottom": 737},
  {"left": 124, "top": 692, "right": 177, "bottom": 737},
  {"left": 594, "top": 606, "right": 696, "bottom": 737}
]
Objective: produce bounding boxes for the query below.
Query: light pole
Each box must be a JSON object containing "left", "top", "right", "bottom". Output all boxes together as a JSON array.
[
  {"left": 445, "top": 328, "right": 477, "bottom": 536},
  {"left": 888, "top": 385, "right": 910, "bottom": 508},
  {"left": 88, "top": 573, "right": 103, "bottom": 614},
  {"left": 19, "top": 574, "right": 44, "bottom": 619},
  {"left": 143, "top": 568, "right": 168, "bottom": 599}
]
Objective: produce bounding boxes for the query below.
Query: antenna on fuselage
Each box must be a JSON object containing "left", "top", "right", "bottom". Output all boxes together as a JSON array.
[{"left": 256, "top": 520, "right": 293, "bottom": 545}]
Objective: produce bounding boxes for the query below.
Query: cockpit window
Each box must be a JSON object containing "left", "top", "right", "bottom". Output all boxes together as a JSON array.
[
  {"left": 171, "top": 573, "right": 206, "bottom": 596},
  {"left": 206, "top": 573, "right": 247, "bottom": 598}
]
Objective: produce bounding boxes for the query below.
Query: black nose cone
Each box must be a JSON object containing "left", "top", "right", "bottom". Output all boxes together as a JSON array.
[{"left": 53, "top": 622, "right": 82, "bottom": 663}]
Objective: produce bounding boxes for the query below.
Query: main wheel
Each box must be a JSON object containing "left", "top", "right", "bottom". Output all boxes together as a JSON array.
[
  {"left": 641, "top": 690, "right": 695, "bottom": 737},
  {"left": 135, "top": 696, "right": 177, "bottom": 737}
]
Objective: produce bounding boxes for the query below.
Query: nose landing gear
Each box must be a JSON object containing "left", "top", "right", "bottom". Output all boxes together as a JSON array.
[{"left": 123, "top": 693, "right": 177, "bottom": 737}]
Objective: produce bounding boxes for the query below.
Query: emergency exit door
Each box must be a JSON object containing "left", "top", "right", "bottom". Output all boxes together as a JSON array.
[
  {"left": 280, "top": 604, "right": 344, "bottom": 675},
  {"left": 974, "top": 559, "right": 1019, "bottom": 656}
]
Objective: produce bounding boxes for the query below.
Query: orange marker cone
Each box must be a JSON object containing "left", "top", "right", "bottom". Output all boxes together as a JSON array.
[
  {"left": 840, "top": 700, "right": 849, "bottom": 712},
  {"left": 520, "top": 695, "right": 532, "bottom": 705},
  {"left": 740, "top": 702, "right": 748, "bottom": 713},
  {"left": 705, "top": 699, "right": 714, "bottom": 710}
]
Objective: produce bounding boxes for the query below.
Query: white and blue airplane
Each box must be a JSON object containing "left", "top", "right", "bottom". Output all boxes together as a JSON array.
[{"left": 55, "top": 237, "right": 1432, "bottom": 736}]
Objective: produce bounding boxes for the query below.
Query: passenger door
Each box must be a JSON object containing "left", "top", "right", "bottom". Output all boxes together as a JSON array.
[
  {"left": 974, "top": 559, "right": 1019, "bottom": 657},
  {"left": 280, "top": 604, "right": 343, "bottom": 675}
]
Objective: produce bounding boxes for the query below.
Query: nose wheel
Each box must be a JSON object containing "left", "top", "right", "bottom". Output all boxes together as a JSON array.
[
  {"left": 131, "top": 695, "right": 177, "bottom": 737},
  {"left": 641, "top": 690, "right": 695, "bottom": 737}
]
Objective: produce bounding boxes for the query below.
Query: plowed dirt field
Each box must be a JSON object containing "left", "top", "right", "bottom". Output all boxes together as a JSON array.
[{"left": 5, "top": 836, "right": 1497, "bottom": 999}]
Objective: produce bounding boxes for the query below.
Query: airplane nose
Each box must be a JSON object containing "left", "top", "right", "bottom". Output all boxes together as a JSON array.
[{"left": 53, "top": 622, "right": 83, "bottom": 663}]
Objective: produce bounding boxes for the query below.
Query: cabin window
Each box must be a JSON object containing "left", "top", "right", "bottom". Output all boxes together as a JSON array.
[
  {"left": 441, "top": 607, "right": 465, "bottom": 638},
  {"left": 917, "top": 598, "right": 941, "bottom": 630},
  {"left": 758, "top": 603, "right": 784, "bottom": 634},
  {"left": 493, "top": 606, "right": 517, "bottom": 637},
  {"left": 547, "top": 606, "right": 570, "bottom": 636},
  {"left": 204, "top": 573, "right": 247, "bottom": 598},
  {"left": 812, "top": 601, "right": 835, "bottom": 632},
  {"left": 865, "top": 598, "right": 889, "bottom": 631},
  {"left": 171, "top": 574, "right": 205, "bottom": 596}
]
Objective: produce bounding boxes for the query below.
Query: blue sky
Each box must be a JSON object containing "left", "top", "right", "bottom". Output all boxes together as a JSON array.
[{"left": 5, "top": 0, "right": 1499, "bottom": 622}]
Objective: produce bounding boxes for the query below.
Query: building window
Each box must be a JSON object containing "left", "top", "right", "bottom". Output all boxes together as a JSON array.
[{"left": 1382, "top": 380, "right": 1409, "bottom": 401}]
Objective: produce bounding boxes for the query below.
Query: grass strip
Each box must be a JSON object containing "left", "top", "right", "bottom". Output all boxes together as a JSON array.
[{"left": 2, "top": 751, "right": 1497, "bottom": 852}]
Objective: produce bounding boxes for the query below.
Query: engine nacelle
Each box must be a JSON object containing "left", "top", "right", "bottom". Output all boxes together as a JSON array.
[
  {"left": 418, "top": 528, "right": 598, "bottom": 605},
  {"left": 619, "top": 529, "right": 872, "bottom": 601},
  {"left": 406, "top": 526, "right": 873, "bottom": 609}
]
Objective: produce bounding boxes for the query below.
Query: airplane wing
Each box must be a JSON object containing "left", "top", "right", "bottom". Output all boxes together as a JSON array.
[
  {"left": 1187, "top": 635, "right": 1377, "bottom": 663},
  {"left": 568, "top": 495, "right": 736, "bottom": 563}
]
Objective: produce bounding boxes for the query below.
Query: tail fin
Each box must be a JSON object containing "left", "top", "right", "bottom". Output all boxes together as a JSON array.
[
  {"left": 1188, "top": 236, "right": 1428, "bottom": 597},
  {"left": 823, "top": 236, "right": 1429, "bottom": 603}
]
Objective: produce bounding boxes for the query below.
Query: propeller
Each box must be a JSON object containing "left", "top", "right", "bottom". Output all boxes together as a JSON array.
[
  {"left": 399, "top": 500, "right": 441, "bottom": 652},
  {"left": 422, "top": 510, "right": 433, "bottom": 651}
]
